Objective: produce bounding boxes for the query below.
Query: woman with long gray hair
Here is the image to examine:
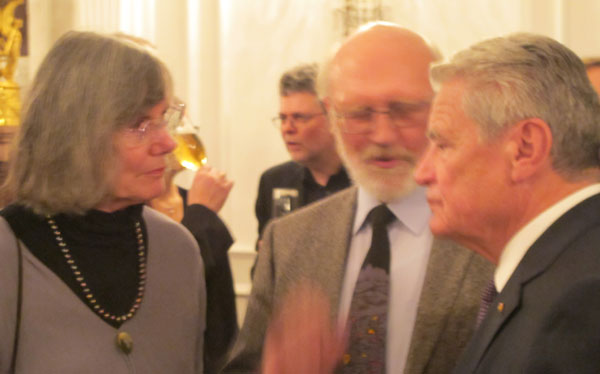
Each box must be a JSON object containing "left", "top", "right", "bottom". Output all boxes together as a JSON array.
[{"left": 0, "top": 31, "right": 205, "bottom": 373}]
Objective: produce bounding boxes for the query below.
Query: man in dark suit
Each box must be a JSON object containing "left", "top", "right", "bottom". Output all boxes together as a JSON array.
[
  {"left": 224, "top": 22, "right": 492, "bottom": 374},
  {"left": 415, "top": 33, "right": 600, "bottom": 373},
  {"left": 255, "top": 63, "right": 350, "bottom": 243}
]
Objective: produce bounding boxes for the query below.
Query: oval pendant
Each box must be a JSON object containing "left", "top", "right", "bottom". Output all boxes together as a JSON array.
[{"left": 116, "top": 331, "right": 133, "bottom": 354}]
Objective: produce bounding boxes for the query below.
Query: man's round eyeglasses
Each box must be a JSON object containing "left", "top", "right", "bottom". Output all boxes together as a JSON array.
[{"left": 272, "top": 112, "right": 325, "bottom": 128}]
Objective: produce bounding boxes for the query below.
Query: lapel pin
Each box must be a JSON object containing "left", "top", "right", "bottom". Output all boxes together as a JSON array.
[{"left": 497, "top": 302, "right": 504, "bottom": 312}]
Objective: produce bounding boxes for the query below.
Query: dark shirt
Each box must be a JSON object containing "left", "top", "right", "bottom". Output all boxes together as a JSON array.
[
  {"left": 301, "top": 164, "right": 351, "bottom": 206},
  {"left": 1, "top": 204, "right": 145, "bottom": 329},
  {"left": 255, "top": 160, "right": 351, "bottom": 243}
]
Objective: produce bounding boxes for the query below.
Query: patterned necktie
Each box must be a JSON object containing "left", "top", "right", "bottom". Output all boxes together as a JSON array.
[
  {"left": 341, "top": 204, "right": 396, "bottom": 374},
  {"left": 475, "top": 279, "right": 498, "bottom": 328}
]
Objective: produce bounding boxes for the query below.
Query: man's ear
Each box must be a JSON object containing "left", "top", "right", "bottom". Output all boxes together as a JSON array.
[{"left": 506, "top": 118, "right": 553, "bottom": 182}]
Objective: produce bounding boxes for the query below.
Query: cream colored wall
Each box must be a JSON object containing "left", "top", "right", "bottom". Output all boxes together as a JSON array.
[{"left": 21, "top": 0, "right": 600, "bottom": 325}]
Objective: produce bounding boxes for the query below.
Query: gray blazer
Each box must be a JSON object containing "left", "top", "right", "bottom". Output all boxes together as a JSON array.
[
  {"left": 224, "top": 187, "right": 492, "bottom": 374},
  {"left": 0, "top": 207, "right": 206, "bottom": 374}
]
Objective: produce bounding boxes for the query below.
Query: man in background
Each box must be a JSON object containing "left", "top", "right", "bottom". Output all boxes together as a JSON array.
[
  {"left": 415, "top": 33, "right": 600, "bottom": 373},
  {"left": 224, "top": 22, "right": 491, "bottom": 374},
  {"left": 255, "top": 63, "right": 350, "bottom": 246}
]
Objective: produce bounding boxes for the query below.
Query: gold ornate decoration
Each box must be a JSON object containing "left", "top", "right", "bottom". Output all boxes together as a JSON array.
[
  {"left": 334, "top": 0, "right": 388, "bottom": 38},
  {"left": 0, "top": 0, "right": 24, "bottom": 127}
]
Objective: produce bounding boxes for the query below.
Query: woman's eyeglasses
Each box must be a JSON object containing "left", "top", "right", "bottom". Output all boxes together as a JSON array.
[{"left": 123, "top": 103, "right": 185, "bottom": 146}]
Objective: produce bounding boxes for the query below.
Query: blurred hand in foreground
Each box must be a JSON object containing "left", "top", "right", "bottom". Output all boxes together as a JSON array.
[{"left": 262, "top": 281, "right": 345, "bottom": 374}]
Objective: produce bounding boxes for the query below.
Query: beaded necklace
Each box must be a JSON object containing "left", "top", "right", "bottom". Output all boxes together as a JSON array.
[{"left": 46, "top": 216, "right": 147, "bottom": 324}]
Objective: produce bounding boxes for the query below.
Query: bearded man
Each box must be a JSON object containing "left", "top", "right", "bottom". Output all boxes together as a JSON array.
[{"left": 223, "top": 22, "right": 492, "bottom": 374}]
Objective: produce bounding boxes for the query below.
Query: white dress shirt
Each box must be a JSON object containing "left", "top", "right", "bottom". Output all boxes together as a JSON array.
[
  {"left": 338, "top": 186, "right": 433, "bottom": 374},
  {"left": 495, "top": 184, "right": 600, "bottom": 292}
]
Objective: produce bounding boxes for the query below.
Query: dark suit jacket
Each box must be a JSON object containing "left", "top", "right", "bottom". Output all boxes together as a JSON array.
[
  {"left": 255, "top": 161, "right": 305, "bottom": 239},
  {"left": 453, "top": 193, "right": 600, "bottom": 374},
  {"left": 255, "top": 161, "right": 351, "bottom": 240},
  {"left": 225, "top": 187, "right": 493, "bottom": 374}
]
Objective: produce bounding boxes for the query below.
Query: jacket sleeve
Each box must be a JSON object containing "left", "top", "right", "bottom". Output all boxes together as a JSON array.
[
  {"left": 0, "top": 218, "right": 20, "bottom": 374},
  {"left": 221, "top": 221, "right": 278, "bottom": 374},
  {"left": 181, "top": 205, "right": 238, "bottom": 374}
]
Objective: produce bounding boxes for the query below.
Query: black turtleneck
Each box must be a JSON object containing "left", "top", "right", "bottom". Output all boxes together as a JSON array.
[{"left": 1, "top": 203, "right": 148, "bottom": 328}]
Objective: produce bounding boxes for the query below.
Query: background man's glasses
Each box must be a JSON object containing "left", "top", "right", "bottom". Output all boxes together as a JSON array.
[
  {"left": 334, "top": 101, "right": 430, "bottom": 134},
  {"left": 271, "top": 112, "right": 325, "bottom": 128}
]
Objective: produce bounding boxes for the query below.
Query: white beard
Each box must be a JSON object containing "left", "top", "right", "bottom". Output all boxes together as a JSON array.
[{"left": 333, "top": 127, "right": 418, "bottom": 203}]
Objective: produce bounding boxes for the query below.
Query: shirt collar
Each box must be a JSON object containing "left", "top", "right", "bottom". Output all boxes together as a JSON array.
[
  {"left": 495, "top": 183, "right": 600, "bottom": 291},
  {"left": 354, "top": 186, "right": 431, "bottom": 235}
]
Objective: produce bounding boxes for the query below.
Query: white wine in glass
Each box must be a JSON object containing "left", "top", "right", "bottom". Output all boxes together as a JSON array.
[{"left": 173, "top": 133, "right": 207, "bottom": 171}]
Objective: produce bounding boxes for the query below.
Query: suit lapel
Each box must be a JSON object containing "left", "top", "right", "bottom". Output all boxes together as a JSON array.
[
  {"left": 310, "top": 187, "right": 358, "bottom": 318},
  {"left": 293, "top": 165, "right": 307, "bottom": 206},
  {"left": 406, "top": 239, "right": 481, "bottom": 373},
  {"left": 454, "top": 283, "right": 521, "bottom": 373}
]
